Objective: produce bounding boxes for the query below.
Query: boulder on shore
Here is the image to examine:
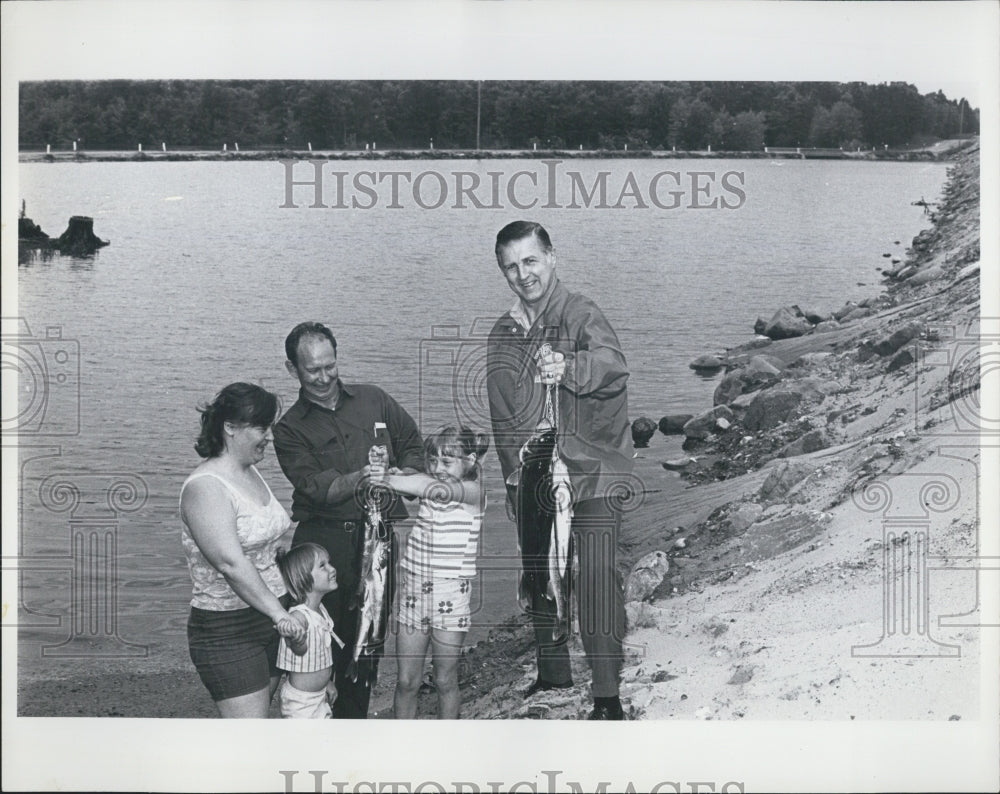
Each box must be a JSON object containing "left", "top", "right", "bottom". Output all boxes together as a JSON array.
[
  {"left": 689, "top": 354, "right": 725, "bottom": 372},
  {"left": 812, "top": 319, "right": 841, "bottom": 334},
  {"left": 833, "top": 302, "right": 857, "bottom": 321},
  {"left": 713, "top": 355, "right": 784, "bottom": 406},
  {"left": 797, "top": 305, "right": 831, "bottom": 325},
  {"left": 743, "top": 389, "right": 802, "bottom": 432},
  {"left": 631, "top": 417, "right": 658, "bottom": 448},
  {"left": 758, "top": 460, "right": 817, "bottom": 503},
  {"left": 778, "top": 429, "right": 829, "bottom": 458},
  {"left": 873, "top": 322, "right": 923, "bottom": 357},
  {"left": 683, "top": 405, "right": 735, "bottom": 439},
  {"left": 887, "top": 348, "right": 915, "bottom": 372},
  {"left": 764, "top": 306, "right": 813, "bottom": 340},
  {"left": 624, "top": 550, "right": 670, "bottom": 603},
  {"left": 658, "top": 414, "right": 693, "bottom": 435}
]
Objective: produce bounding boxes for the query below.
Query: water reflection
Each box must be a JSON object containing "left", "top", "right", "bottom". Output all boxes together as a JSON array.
[{"left": 18, "top": 243, "right": 100, "bottom": 269}]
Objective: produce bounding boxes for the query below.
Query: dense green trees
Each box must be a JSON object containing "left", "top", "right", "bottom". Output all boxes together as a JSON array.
[{"left": 18, "top": 80, "right": 978, "bottom": 151}]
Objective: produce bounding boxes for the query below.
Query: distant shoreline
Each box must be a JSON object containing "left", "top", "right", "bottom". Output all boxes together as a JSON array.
[{"left": 18, "top": 145, "right": 967, "bottom": 164}]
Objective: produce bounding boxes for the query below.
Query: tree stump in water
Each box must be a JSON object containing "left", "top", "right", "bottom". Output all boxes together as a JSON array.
[
  {"left": 56, "top": 216, "right": 109, "bottom": 255},
  {"left": 18, "top": 215, "right": 50, "bottom": 240}
]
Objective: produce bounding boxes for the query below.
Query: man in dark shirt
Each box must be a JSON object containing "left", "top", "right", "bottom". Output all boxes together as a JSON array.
[
  {"left": 273, "top": 321, "right": 424, "bottom": 718},
  {"left": 486, "top": 221, "right": 633, "bottom": 720}
]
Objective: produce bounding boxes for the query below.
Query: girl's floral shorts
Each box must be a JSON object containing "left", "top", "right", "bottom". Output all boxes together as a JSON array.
[{"left": 398, "top": 571, "right": 473, "bottom": 632}]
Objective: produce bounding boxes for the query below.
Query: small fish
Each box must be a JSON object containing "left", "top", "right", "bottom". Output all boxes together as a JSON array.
[{"left": 347, "top": 457, "right": 392, "bottom": 686}]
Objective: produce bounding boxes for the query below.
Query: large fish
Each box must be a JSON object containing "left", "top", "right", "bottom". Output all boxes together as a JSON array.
[
  {"left": 514, "top": 380, "right": 575, "bottom": 641},
  {"left": 347, "top": 459, "right": 392, "bottom": 686}
]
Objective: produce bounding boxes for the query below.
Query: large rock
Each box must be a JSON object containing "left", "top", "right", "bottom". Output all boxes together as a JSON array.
[
  {"left": 764, "top": 307, "right": 813, "bottom": 340},
  {"left": 812, "top": 319, "right": 841, "bottom": 334},
  {"left": 728, "top": 502, "right": 764, "bottom": 533},
  {"left": 908, "top": 265, "right": 947, "bottom": 286},
  {"left": 631, "top": 417, "right": 657, "bottom": 448},
  {"left": 841, "top": 306, "right": 873, "bottom": 323},
  {"left": 873, "top": 322, "right": 922, "bottom": 357},
  {"left": 658, "top": 414, "right": 693, "bottom": 435},
  {"left": 740, "top": 510, "right": 832, "bottom": 561},
  {"left": 689, "top": 354, "right": 725, "bottom": 372},
  {"left": 794, "top": 352, "right": 833, "bottom": 368},
  {"left": 753, "top": 316, "right": 769, "bottom": 335},
  {"left": 712, "top": 356, "right": 783, "bottom": 406},
  {"left": 713, "top": 371, "right": 745, "bottom": 406},
  {"left": 887, "top": 348, "right": 915, "bottom": 372},
  {"left": 758, "top": 460, "right": 816, "bottom": 503},
  {"left": 833, "top": 302, "right": 858, "bottom": 321},
  {"left": 683, "top": 405, "right": 735, "bottom": 439},
  {"left": 743, "top": 389, "right": 802, "bottom": 431},
  {"left": 778, "top": 429, "right": 829, "bottom": 458},
  {"left": 797, "top": 305, "right": 831, "bottom": 324},
  {"left": 624, "top": 550, "right": 670, "bottom": 602}
]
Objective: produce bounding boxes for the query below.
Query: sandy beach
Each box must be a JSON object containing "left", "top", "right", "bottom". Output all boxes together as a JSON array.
[{"left": 16, "top": 140, "right": 988, "bottom": 725}]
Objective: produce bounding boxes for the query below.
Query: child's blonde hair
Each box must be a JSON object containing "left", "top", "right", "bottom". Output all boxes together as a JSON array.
[
  {"left": 275, "top": 543, "right": 329, "bottom": 603},
  {"left": 424, "top": 425, "right": 490, "bottom": 481}
]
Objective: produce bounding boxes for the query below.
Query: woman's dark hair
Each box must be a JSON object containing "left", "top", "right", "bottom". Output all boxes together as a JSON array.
[
  {"left": 424, "top": 425, "right": 490, "bottom": 481},
  {"left": 194, "top": 382, "right": 280, "bottom": 459},
  {"left": 495, "top": 220, "right": 553, "bottom": 257}
]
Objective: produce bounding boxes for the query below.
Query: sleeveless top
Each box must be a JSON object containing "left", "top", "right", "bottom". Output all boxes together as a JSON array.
[
  {"left": 276, "top": 603, "right": 344, "bottom": 673},
  {"left": 401, "top": 495, "right": 486, "bottom": 579},
  {"left": 180, "top": 467, "right": 291, "bottom": 611}
]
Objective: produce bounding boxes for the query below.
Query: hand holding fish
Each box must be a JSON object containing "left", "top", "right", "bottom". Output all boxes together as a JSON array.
[
  {"left": 365, "top": 445, "right": 388, "bottom": 484},
  {"left": 537, "top": 345, "right": 566, "bottom": 386}
]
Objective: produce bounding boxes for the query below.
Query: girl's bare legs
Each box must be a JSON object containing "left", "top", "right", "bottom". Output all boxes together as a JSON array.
[
  {"left": 394, "top": 623, "right": 432, "bottom": 719},
  {"left": 431, "top": 629, "right": 466, "bottom": 719}
]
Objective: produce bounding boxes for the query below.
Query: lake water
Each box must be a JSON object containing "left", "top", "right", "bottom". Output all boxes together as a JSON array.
[{"left": 13, "top": 157, "right": 946, "bottom": 662}]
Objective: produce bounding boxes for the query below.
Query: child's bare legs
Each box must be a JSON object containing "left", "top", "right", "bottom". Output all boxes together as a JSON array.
[
  {"left": 394, "top": 623, "right": 431, "bottom": 719},
  {"left": 431, "top": 629, "right": 465, "bottom": 719}
]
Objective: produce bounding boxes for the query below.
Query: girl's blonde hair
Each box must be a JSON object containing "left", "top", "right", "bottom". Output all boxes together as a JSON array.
[
  {"left": 275, "top": 543, "right": 329, "bottom": 603},
  {"left": 424, "top": 425, "right": 490, "bottom": 481}
]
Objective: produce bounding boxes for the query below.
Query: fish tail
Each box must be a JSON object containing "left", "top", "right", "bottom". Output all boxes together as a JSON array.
[{"left": 517, "top": 571, "right": 531, "bottom": 612}]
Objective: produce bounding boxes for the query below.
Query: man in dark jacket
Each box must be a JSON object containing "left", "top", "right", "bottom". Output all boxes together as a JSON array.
[{"left": 486, "top": 221, "right": 633, "bottom": 720}]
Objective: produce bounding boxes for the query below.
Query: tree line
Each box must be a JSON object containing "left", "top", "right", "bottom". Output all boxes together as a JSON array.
[{"left": 19, "top": 80, "right": 979, "bottom": 152}]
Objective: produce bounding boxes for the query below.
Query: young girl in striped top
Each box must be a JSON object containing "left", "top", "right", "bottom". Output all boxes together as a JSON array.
[
  {"left": 385, "top": 426, "right": 489, "bottom": 719},
  {"left": 274, "top": 543, "right": 345, "bottom": 718}
]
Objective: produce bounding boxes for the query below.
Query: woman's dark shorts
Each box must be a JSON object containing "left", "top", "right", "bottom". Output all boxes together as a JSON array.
[{"left": 187, "top": 594, "right": 290, "bottom": 702}]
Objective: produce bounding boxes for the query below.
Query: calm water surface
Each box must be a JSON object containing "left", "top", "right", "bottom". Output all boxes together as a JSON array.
[{"left": 14, "top": 157, "right": 946, "bottom": 658}]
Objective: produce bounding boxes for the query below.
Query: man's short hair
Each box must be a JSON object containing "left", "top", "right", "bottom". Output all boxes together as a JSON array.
[
  {"left": 495, "top": 220, "right": 553, "bottom": 257},
  {"left": 285, "top": 322, "right": 338, "bottom": 366}
]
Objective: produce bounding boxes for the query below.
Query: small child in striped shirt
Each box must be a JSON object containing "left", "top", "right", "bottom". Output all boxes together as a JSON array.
[
  {"left": 384, "top": 426, "right": 489, "bottom": 719},
  {"left": 274, "top": 543, "right": 345, "bottom": 718}
]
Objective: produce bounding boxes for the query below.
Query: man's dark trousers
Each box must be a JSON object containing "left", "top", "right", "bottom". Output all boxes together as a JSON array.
[{"left": 518, "top": 495, "right": 626, "bottom": 697}]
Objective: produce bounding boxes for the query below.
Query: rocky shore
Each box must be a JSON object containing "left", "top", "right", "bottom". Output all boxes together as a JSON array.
[
  {"left": 17, "top": 140, "right": 984, "bottom": 723},
  {"left": 449, "top": 140, "right": 984, "bottom": 720}
]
